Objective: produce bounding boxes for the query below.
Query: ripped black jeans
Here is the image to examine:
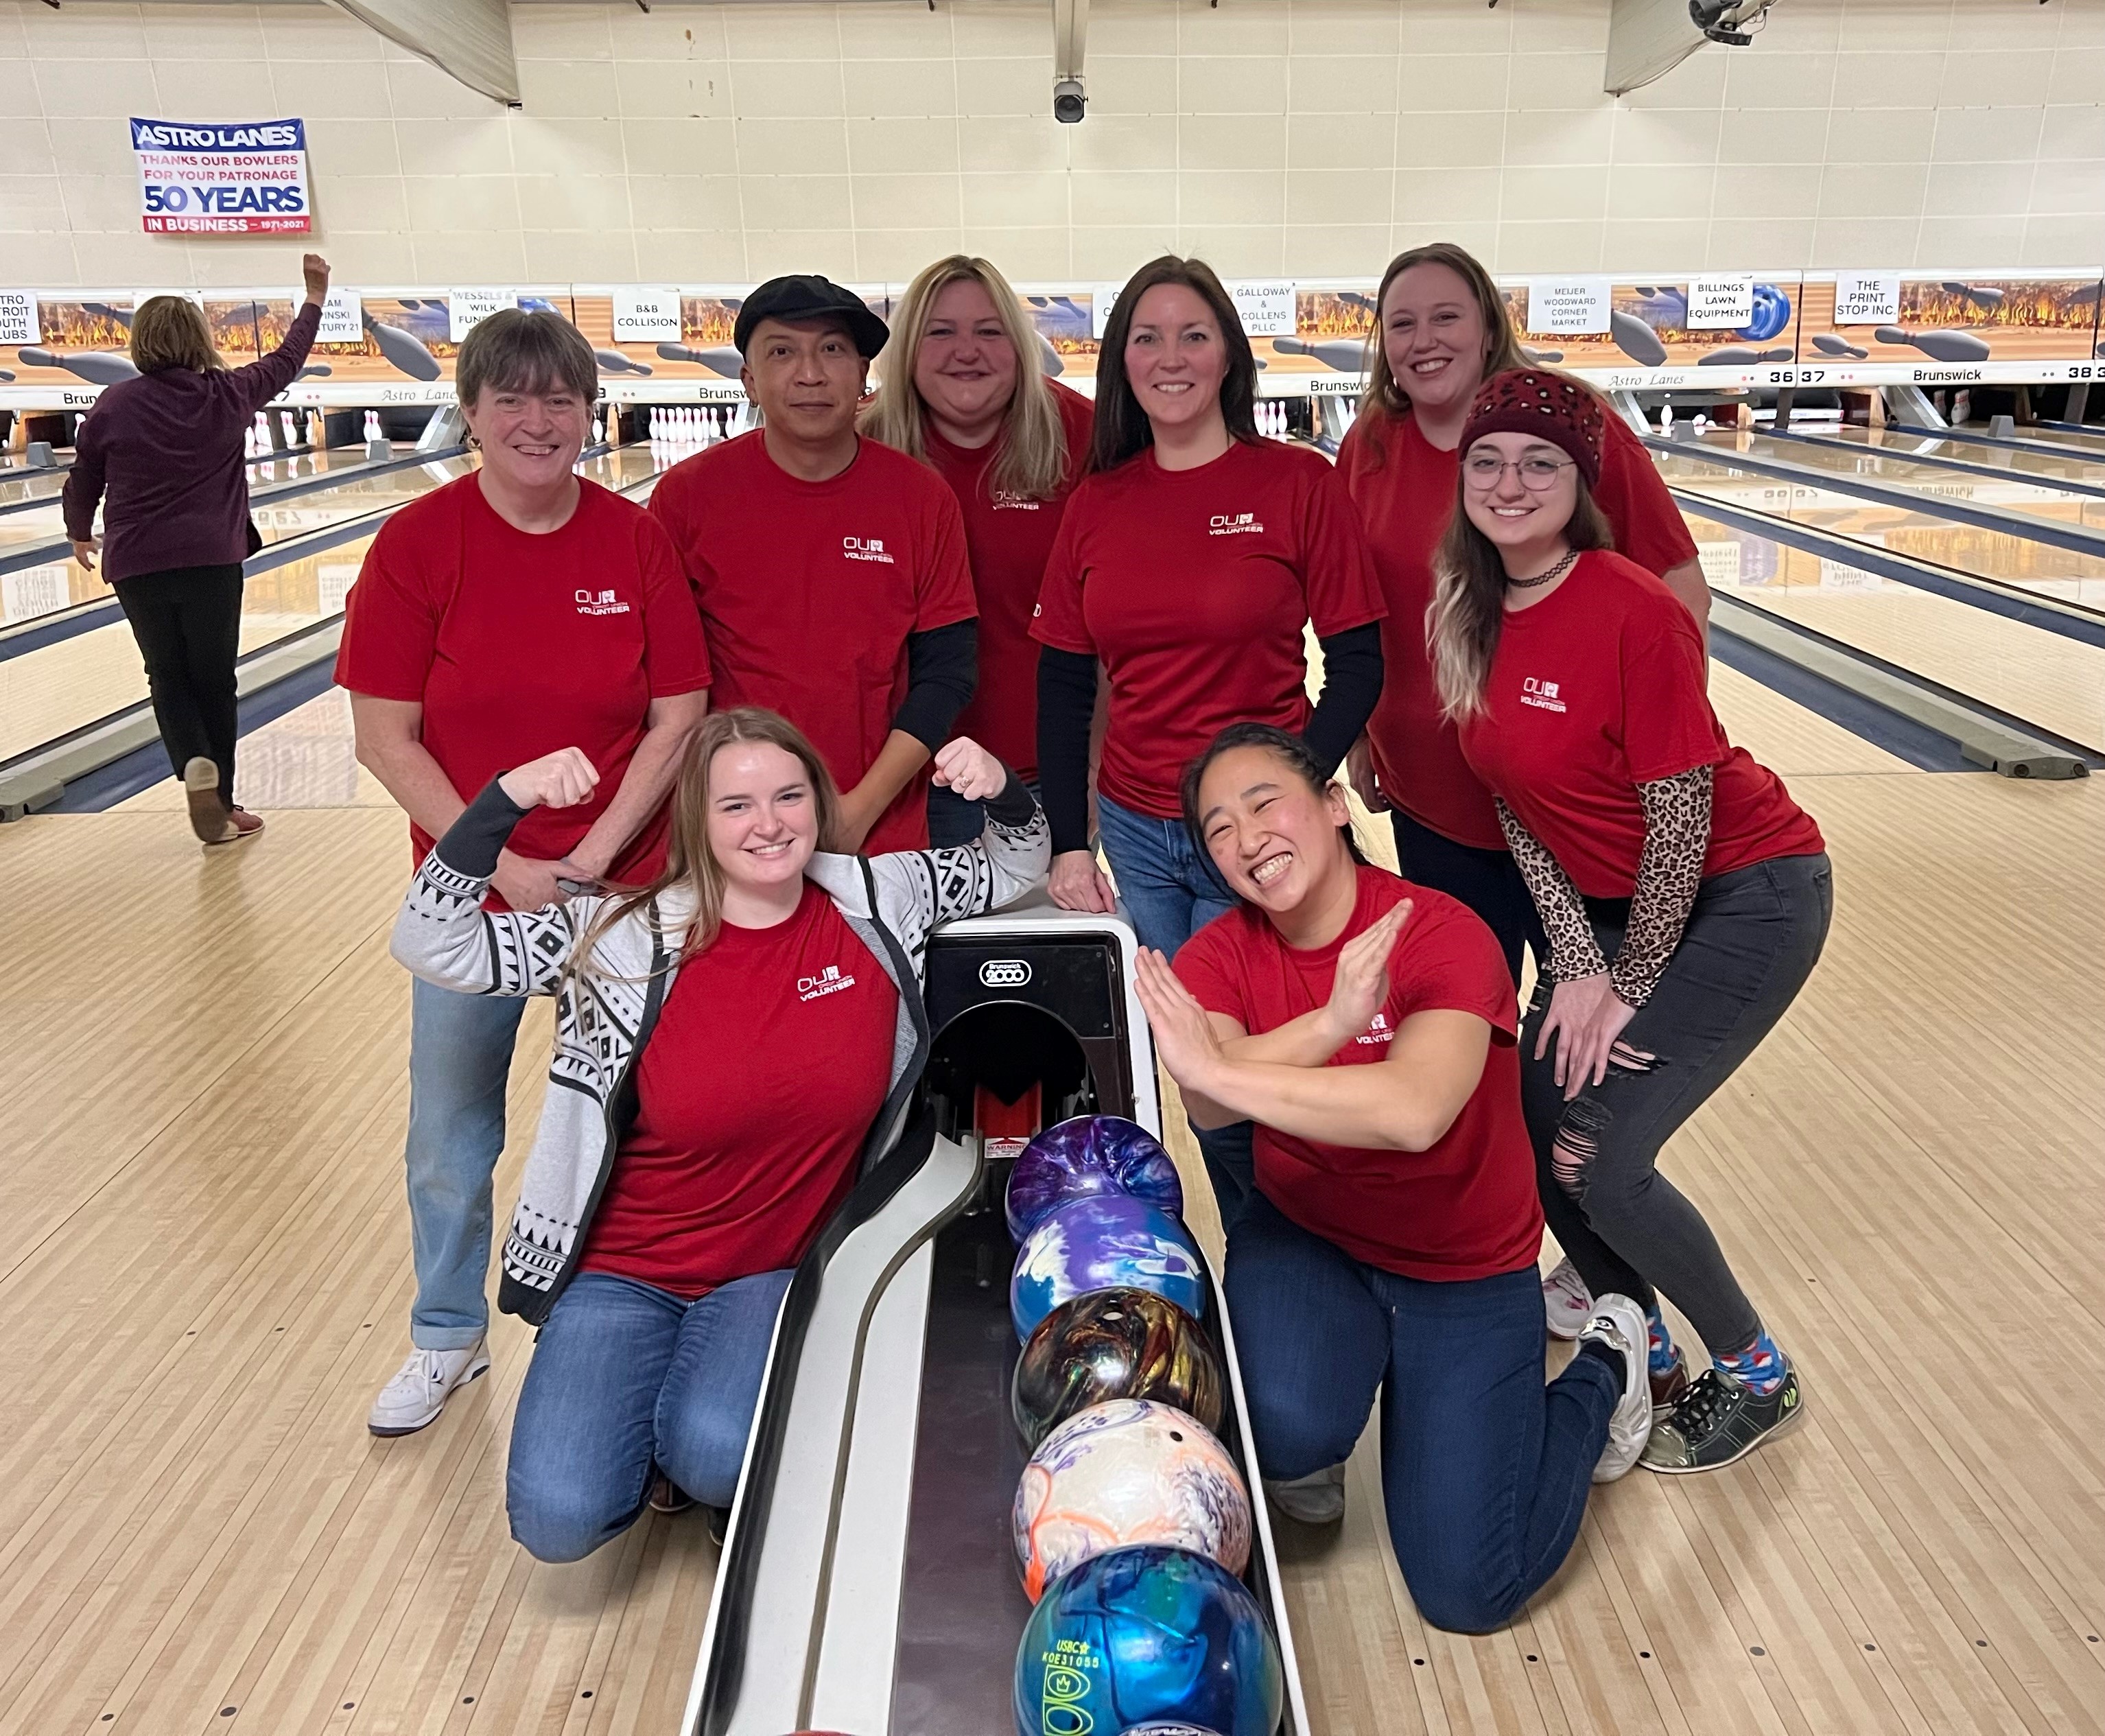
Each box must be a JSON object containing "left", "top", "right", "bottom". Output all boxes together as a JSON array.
[{"left": 1520, "top": 852, "right": 1833, "bottom": 1355}]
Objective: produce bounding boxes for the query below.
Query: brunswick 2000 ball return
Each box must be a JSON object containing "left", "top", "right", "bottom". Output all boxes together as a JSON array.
[{"left": 679, "top": 890, "right": 1311, "bottom": 1736}]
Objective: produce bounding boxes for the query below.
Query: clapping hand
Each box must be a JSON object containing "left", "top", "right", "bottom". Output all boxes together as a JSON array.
[
  {"left": 1133, "top": 947, "right": 1228, "bottom": 1094},
  {"left": 1324, "top": 898, "right": 1410, "bottom": 1044}
]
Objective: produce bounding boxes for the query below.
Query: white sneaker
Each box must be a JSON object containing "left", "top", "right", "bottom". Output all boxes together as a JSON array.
[
  {"left": 1265, "top": 1460, "right": 1347, "bottom": 1525},
  {"left": 368, "top": 1339, "right": 491, "bottom": 1437},
  {"left": 1581, "top": 1294, "right": 1654, "bottom": 1483},
  {"left": 1542, "top": 1255, "right": 1594, "bottom": 1341}
]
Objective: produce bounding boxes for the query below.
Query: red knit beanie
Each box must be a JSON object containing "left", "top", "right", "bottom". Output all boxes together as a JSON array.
[{"left": 1458, "top": 369, "right": 1605, "bottom": 488}]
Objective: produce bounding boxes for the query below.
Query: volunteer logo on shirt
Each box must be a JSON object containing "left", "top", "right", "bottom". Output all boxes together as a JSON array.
[
  {"left": 991, "top": 490, "right": 1042, "bottom": 513},
  {"left": 1208, "top": 511, "right": 1265, "bottom": 537},
  {"left": 843, "top": 535, "right": 896, "bottom": 565},
  {"left": 1355, "top": 1011, "right": 1394, "bottom": 1047},
  {"left": 797, "top": 963, "right": 858, "bottom": 1001},
  {"left": 1521, "top": 677, "right": 1568, "bottom": 714},
  {"left": 574, "top": 587, "right": 632, "bottom": 617}
]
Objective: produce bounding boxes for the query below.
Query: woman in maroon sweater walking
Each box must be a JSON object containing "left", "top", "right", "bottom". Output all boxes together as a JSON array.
[{"left": 63, "top": 252, "right": 330, "bottom": 845}]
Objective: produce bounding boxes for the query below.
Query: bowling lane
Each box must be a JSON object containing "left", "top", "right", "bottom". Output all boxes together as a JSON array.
[
  {"left": 1653, "top": 446, "right": 2105, "bottom": 607},
  {"left": 0, "top": 438, "right": 379, "bottom": 514},
  {"left": 1754, "top": 424, "right": 2105, "bottom": 493},
  {"left": 1684, "top": 515, "right": 2105, "bottom": 752},
  {"left": 0, "top": 443, "right": 669, "bottom": 766}
]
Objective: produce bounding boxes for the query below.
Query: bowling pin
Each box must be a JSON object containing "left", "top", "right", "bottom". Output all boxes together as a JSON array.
[
  {"left": 1660, "top": 404, "right": 1674, "bottom": 434},
  {"left": 591, "top": 414, "right": 604, "bottom": 445},
  {"left": 1694, "top": 412, "right": 1709, "bottom": 432},
  {"left": 243, "top": 425, "right": 257, "bottom": 460}
]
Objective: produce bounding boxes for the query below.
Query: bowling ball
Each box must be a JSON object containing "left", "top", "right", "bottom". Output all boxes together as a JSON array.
[
  {"left": 1738, "top": 283, "right": 1792, "bottom": 343},
  {"left": 1122, "top": 1727, "right": 1227, "bottom": 1735},
  {"left": 1011, "top": 1196, "right": 1206, "bottom": 1342},
  {"left": 1007, "top": 1114, "right": 1184, "bottom": 1241},
  {"left": 1013, "top": 1544, "right": 1283, "bottom": 1736},
  {"left": 1013, "top": 1287, "right": 1225, "bottom": 1448},
  {"left": 1014, "top": 1399, "right": 1252, "bottom": 1601}
]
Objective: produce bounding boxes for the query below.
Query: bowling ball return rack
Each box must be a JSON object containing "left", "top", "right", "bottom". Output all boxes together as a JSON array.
[{"left": 680, "top": 890, "right": 1311, "bottom": 1736}]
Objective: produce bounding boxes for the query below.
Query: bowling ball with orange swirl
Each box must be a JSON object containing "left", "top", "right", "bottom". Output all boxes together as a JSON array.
[
  {"left": 1013, "top": 1287, "right": 1226, "bottom": 1448},
  {"left": 1013, "top": 1399, "right": 1252, "bottom": 1602}
]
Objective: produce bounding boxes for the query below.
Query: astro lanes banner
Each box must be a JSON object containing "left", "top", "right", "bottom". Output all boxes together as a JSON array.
[{"left": 130, "top": 117, "right": 311, "bottom": 235}]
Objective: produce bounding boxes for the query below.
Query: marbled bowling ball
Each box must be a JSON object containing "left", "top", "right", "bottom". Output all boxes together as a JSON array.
[
  {"left": 1013, "top": 1286, "right": 1225, "bottom": 1448},
  {"left": 1005, "top": 1114, "right": 1184, "bottom": 1242},
  {"left": 1013, "top": 1545, "right": 1283, "bottom": 1736},
  {"left": 1014, "top": 1399, "right": 1252, "bottom": 1601},
  {"left": 1011, "top": 1196, "right": 1206, "bottom": 1343}
]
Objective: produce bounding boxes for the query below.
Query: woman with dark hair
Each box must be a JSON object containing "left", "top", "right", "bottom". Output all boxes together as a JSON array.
[
  {"left": 1431, "top": 371, "right": 1831, "bottom": 1473},
  {"left": 1033, "top": 255, "right": 1387, "bottom": 1222},
  {"left": 340, "top": 307, "right": 711, "bottom": 1440},
  {"left": 1131, "top": 723, "right": 1652, "bottom": 1630},
  {"left": 387, "top": 707, "right": 1048, "bottom": 1556},
  {"left": 62, "top": 253, "right": 330, "bottom": 844},
  {"left": 860, "top": 255, "right": 1094, "bottom": 844}
]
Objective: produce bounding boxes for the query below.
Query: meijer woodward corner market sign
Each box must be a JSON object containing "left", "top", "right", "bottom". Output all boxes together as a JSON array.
[{"left": 130, "top": 117, "right": 311, "bottom": 235}]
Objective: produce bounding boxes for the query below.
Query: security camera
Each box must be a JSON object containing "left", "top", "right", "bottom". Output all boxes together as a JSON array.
[
  {"left": 1052, "top": 78, "right": 1086, "bottom": 124},
  {"left": 1689, "top": 0, "right": 1776, "bottom": 45}
]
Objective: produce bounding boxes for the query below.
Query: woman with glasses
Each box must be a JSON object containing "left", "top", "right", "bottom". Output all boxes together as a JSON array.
[
  {"left": 1431, "top": 371, "right": 1831, "bottom": 1475},
  {"left": 1033, "top": 255, "right": 1386, "bottom": 1225}
]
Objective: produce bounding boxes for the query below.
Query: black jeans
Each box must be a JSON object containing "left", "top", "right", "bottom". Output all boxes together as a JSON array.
[
  {"left": 113, "top": 562, "right": 245, "bottom": 799},
  {"left": 1520, "top": 852, "right": 1833, "bottom": 1354},
  {"left": 1389, "top": 810, "right": 1547, "bottom": 989}
]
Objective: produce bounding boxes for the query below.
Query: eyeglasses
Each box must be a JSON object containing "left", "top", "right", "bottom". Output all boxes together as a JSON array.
[{"left": 1463, "top": 453, "right": 1575, "bottom": 491}]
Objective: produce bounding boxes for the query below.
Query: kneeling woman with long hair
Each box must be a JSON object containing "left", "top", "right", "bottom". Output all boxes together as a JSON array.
[
  {"left": 389, "top": 708, "right": 1048, "bottom": 1560},
  {"left": 1431, "top": 371, "right": 1831, "bottom": 1474},
  {"left": 1131, "top": 724, "right": 1654, "bottom": 1634}
]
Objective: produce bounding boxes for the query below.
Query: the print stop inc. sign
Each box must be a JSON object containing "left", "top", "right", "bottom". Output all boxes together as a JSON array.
[{"left": 130, "top": 117, "right": 311, "bottom": 235}]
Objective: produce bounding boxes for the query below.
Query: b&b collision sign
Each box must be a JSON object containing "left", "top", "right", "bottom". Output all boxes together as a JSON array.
[{"left": 130, "top": 117, "right": 311, "bottom": 234}]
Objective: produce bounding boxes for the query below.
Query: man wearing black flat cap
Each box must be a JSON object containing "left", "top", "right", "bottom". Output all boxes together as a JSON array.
[{"left": 651, "top": 273, "right": 978, "bottom": 853}]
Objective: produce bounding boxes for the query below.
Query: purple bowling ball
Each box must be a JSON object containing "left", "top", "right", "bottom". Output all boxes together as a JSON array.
[
  {"left": 1005, "top": 1114, "right": 1184, "bottom": 1242},
  {"left": 1012, "top": 1195, "right": 1207, "bottom": 1342}
]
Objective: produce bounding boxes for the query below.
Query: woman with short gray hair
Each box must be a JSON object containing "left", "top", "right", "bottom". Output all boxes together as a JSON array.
[
  {"left": 338, "top": 305, "right": 712, "bottom": 1440},
  {"left": 62, "top": 253, "right": 329, "bottom": 844}
]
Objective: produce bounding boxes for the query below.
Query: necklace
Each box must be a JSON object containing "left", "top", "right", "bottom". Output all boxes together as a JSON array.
[{"left": 1507, "top": 548, "right": 1579, "bottom": 590}]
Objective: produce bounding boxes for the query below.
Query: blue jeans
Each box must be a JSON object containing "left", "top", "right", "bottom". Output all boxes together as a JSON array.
[
  {"left": 406, "top": 976, "right": 527, "bottom": 1351},
  {"left": 507, "top": 1267, "right": 794, "bottom": 1562},
  {"left": 1226, "top": 1193, "right": 1619, "bottom": 1634},
  {"left": 1094, "top": 792, "right": 1256, "bottom": 1225}
]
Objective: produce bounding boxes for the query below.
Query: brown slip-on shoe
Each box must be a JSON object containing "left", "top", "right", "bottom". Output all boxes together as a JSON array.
[
  {"left": 1651, "top": 1348, "right": 1691, "bottom": 1420},
  {"left": 183, "top": 757, "right": 230, "bottom": 843}
]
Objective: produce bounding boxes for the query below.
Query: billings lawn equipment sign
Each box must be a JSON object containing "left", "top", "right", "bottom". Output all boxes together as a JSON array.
[{"left": 131, "top": 117, "right": 311, "bottom": 235}]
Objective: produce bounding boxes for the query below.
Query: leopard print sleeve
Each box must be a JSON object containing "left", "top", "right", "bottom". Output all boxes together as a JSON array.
[
  {"left": 1614, "top": 764, "right": 1714, "bottom": 1009},
  {"left": 1495, "top": 797, "right": 1608, "bottom": 986}
]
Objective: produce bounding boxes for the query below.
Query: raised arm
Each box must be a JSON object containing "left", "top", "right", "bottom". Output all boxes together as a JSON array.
[
  {"left": 232, "top": 253, "right": 328, "bottom": 413},
  {"left": 872, "top": 737, "right": 1050, "bottom": 940},
  {"left": 388, "top": 751, "right": 604, "bottom": 998}
]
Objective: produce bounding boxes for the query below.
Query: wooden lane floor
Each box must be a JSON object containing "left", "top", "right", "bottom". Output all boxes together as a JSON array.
[
  {"left": 1680, "top": 519, "right": 2105, "bottom": 752},
  {"left": 1719, "top": 429, "right": 2105, "bottom": 511},
  {"left": 0, "top": 445, "right": 668, "bottom": 766},
  {"left": 1652, "top": 450, "right": 2105, "bottom": 609},
  {"left": 1767, "top": 426, "right": 2105, "bottom": 491},
  {"left": 5, "top": 666, "right": 2102, "bottom": 1735},
  {"left": 0, "top": 441, "right": 384, "bottom": 515}
]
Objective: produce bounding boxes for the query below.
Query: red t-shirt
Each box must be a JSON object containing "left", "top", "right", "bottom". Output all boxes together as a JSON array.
[
  {"left": 1457, "top": 552, "right": 1824, "bottom": 898},
  {"left": 1031, "top": 438, "right": 1386, "bottom": 819},
  {"left": 921, "top": 381, "right": 1096, "bottom": 780},
  {"left": 333, "top": 474, "right": 711, "bottom": 895},
  {"left": 1175, "top": 865, "right": 1542, "bottom": 1282},
  {"left": 579, "top": 880, "right": 896, "bottom": 1297},
  {"left": 650, "top": 430, "right": 977, "bottom": 854},
  {"left": 1337, "top": 409, "right": 1700, "bottom": 850}
]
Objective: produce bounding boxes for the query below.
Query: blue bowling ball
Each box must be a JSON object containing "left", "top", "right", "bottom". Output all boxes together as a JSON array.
[
  {"left": 1006, "top": 1114, "right": 1184, "bottom": 1242},
  {"left": 1012, "top": 1196, "right": 1206, "bottom": 1342},
  {"left": 1738, "top": 283, "right": 1792, "bottom": 342},
  {"left": 1014, "top": 1545, "right": 1283, "bottom": 1736}
]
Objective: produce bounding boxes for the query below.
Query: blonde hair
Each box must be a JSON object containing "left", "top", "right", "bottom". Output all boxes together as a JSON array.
[
  {"left": 862, "top": 255, "right": 1072, "bottom": 500},
  {"left": 130, "top": 296, "right": 223, "bottom": 374},
  {"left": 569, "top": 708, "right": 843, "bottom": 979},
  {"left": 1357, "top": 242, "right": 1528, "bottom": 443},
  {"left": 1428, "top": 473, "right": 1614, "bottom": 722}
]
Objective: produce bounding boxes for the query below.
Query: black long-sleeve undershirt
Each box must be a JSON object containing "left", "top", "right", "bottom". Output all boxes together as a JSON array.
[
  {"left": 892, "top": 618, "right": 979, "bottom": 753},
  {"left": 1304, "top": 622, "right": 1385, "bottom": 777},
  {"left": 1036, "top": 647, "right": 1098, "bottom": 856}
]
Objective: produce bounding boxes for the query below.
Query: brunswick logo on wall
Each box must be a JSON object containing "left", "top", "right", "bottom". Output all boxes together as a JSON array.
[{"left": 130, "top": 117, "right": 311, "bottom": 235}]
